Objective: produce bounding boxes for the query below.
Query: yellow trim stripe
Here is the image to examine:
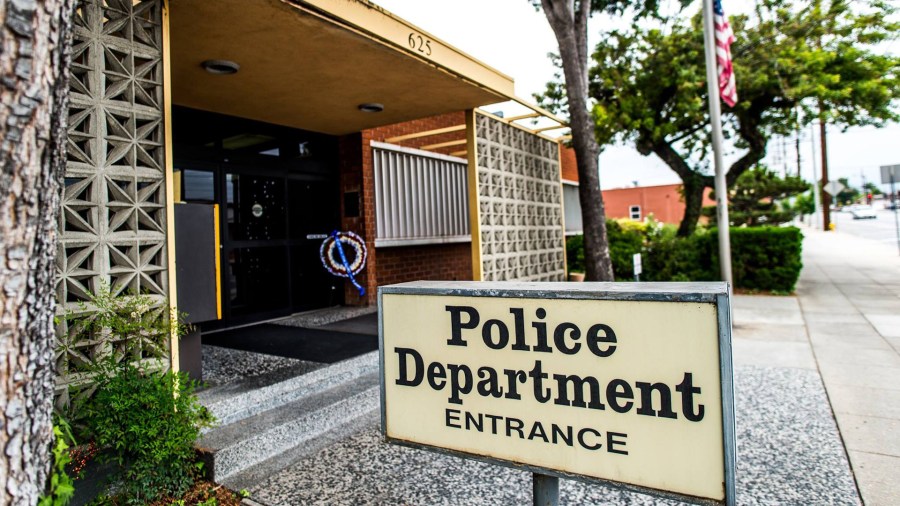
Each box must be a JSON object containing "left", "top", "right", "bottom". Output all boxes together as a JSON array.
[
  {"left": 213, "top": 204, "right": 222, "bottom": 320},
  {"left": 162, "top": 0, "right": 179, "bottom": 371},
  {"left": 420, "top": 139, "right": 467, "bottom": 151},
  {"left": 465, "top": 109, "right": 482, "bottom": 281},
  {"left": 385, "top": 124, "right": 466, "bottom": 144}
]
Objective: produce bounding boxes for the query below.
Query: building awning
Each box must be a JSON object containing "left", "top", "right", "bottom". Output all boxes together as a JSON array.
[{"left": 169, "top": 0, "right": 517, "bottom": 135}]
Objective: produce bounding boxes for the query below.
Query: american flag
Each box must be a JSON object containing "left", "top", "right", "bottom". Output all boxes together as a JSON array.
[{"left": 714, "top": 0, "right": 738, "bottom": 107}]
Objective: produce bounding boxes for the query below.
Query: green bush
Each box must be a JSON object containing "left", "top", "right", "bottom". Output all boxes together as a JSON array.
[
  {"left": 567, "top": 220, "right": 648, "bottom": 280},
  {"left": 40, "top": 420, "right": 76, "bottom": 506},
  {"left": 714, "top": 227, "right": 804, "bottom": 292},
  {"left": 565, "top": 234, "right": 585, "bottom": 274},
  {"left": 85, "top": 364, "right": 214, "bottom": 505},
  {"left": 606, "top": 220, "right": 646, "bottom": 280},
  {"left": 643, "top": 230, "right": 715, "bottom": 283},
  {"left": 565, "top": 221, "right": 803, "bottom": 292}
]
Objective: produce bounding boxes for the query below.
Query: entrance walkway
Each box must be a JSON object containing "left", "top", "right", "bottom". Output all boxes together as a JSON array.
[{"left": 796, "top": 228, "right": 900, "bottom": 506}]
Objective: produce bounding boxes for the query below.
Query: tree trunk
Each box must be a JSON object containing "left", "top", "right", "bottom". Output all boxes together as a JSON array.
[
  {"left": 678, "top": 174, "right": 710, "bottom": 237},
  {"left": 1, "top": 1, "right": 75, "bottom": 503},
  {"left": 541, "top": 0, "right": 614, "bottom": 281}
]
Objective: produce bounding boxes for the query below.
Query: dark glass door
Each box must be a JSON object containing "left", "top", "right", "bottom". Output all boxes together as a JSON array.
[
  {"left": 222, "top": 173, "right": 291, "bottom": 320},
  {"left": 289, "top": 179, "right": 342, "bottom": 310},
  {"left": 173, "top": 106, "right": 341, "bottom": 328}
]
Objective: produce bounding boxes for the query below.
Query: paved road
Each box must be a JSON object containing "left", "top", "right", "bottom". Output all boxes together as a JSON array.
[{"left": 831, "top": 208, "right": 900, "bottom": 249}]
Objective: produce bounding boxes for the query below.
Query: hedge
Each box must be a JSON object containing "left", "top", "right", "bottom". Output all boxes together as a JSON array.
[
  {"left": 566, "top": 222, "right": 803, "bottom": 293},
  {"left": 714, "top": 227, "right": 804, "bottom": 292}
]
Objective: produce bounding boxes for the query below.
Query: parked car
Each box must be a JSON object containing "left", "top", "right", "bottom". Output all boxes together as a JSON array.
[
  {"left": 850, "top": 205, "right": 877, "bottom": 219},
  {"left": 884, "top": 200, "right": 900, "bottom": 210}
]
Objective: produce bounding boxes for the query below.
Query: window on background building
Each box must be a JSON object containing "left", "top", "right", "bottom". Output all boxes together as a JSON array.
[
  {"left": 372, "top": 142, "right": 470, "bottom": 247},
  {"left": 630, "top": 205, "right": 641, "bottom": 220}
]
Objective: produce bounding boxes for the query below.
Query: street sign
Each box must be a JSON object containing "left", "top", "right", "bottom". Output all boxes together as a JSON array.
[
  {"left": 823, "top": 180, "right": 845, "bottom": 197},
  {"left": 633, "top": 253, "right": 642, "bottom": 276},
  {"left": 380, "top": 281, "right": 736, "bottom": 506},
  {"left": 881, "top": 164, "right": 900, "bottom": 184},
  {"left": 882, "top": 165, "right": 900, "bottom": 256}
]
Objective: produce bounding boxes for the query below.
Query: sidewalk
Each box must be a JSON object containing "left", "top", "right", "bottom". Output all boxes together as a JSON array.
[{"left": 795, "top": 228, "right": 900, "bottom": 506}]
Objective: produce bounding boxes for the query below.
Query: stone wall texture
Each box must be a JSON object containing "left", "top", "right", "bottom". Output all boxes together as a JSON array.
[
  {"left": 475, "top": 113, "right": 565, "bottom": 281},
  {"left": 56, "top": 0, "right": 169, "bottom": 407}
]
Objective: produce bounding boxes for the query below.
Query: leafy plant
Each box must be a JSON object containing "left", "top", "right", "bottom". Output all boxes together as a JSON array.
[
  {"left": 39, "top": 419, "right": 77, "bottom": 506},
  {"left": 85, "top": 363, "right": 214, "bottom": 505},
  {"left": 58, "top": 283, "right": 192, "bottom": 424},
  {"left": 567, "top": 220, "right": 803, "bottom": 292},
  {"left": 702, "top": 166, "right": 811, "bottom": 226},
  {"left": 63, "top": 283, "right": 189, "bottom": 355},
  {"left": 539, "top": 0, "right": 900, "bottom": 236}
]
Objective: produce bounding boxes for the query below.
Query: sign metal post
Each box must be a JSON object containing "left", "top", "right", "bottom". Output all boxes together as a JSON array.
[{"left": 533, "top": 473, "right": 559, "bottom": 506}]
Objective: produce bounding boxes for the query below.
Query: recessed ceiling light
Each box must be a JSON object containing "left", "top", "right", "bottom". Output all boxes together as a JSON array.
[
  {"left": 201, "top": 59, "right": 240, "bottom": 75},
  {"left": 358, "top": 103, "right": 384, "bottom": 113}
]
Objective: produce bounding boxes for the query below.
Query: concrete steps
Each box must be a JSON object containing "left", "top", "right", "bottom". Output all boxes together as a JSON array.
[{"left": 196, "top": 350, "right": 380, "bottom": 486}]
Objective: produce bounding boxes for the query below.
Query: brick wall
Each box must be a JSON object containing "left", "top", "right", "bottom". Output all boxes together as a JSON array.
[
  {"left": 376, "top": 243, "right": 472, "bottom": 286},
  {"left": 560, "top": 145, "right": 579, "bottom": 182},
  {"left": 367, "top": 111, "right": 466, "bottom": 155},
  {"left": 603, "top": 184, "right": 716, "bottom": 224},
  {"left": 338, "top": 112, "right": 472, "bottom": 305},
  {"left": 337, "top": 133, "right": 370, "bottom": 305},
  {"left": 559, "top": 146, "right": 717, "bottom": 225}
]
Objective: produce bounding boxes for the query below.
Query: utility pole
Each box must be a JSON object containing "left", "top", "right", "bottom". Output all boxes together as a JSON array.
[
  {"left": 820, "top": 114, "right": 831, "bottom": 231},
  {"left": 810, "top": 123, "right": 821, "bottom": 230}
]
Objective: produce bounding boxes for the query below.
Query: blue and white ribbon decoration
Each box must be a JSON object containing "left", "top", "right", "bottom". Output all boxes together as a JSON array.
[{"left": 320, "top": 230, "right": 367, "bottom": 296}]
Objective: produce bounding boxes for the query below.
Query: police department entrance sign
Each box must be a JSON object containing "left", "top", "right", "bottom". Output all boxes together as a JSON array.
[{"left": 379, "top": 282, "right": 736, "bottom": 505}]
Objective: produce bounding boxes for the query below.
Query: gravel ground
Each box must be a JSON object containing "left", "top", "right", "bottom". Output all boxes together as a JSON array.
[
  {"left": 250, "top": 365, "right": 860, "bottom": 506},
  {"left": 201, "top": 345, "right": 325, "bottom": 387}
]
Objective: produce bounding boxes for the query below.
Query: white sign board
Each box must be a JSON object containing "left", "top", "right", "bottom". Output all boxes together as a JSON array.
[
  {"left": 881, "top": 164, "right": 900, "bottom": 185},
  {"left": 823, "top": 180, "right": 846, "bottom": 197},
  {"left": 633, "top": 253, "right": 643, "bottom": 276},
  {"left": 379, "top": 281, "right": 735, "bottom": 505}
]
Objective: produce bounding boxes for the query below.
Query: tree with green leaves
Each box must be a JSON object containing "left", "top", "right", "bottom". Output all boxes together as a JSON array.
[
  {"left": 539, "top": 0, "right": 899, "bottom": 236},
  {"left": 794, "top": 190, "right": 816, "bottom": 216},
  {"left": 835, "top": 177, "right": 861, "bottom": 205},
  {"left": 863, "top": 182, "right": 882, "bottom": 196},
  {"left": 702, "top": 166, "right": 810, "bottom": 226}
]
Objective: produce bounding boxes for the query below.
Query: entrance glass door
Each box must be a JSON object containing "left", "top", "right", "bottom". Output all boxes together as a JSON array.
[
  {"left": 289, "top": 179, "right": 341, "bottom": 310},
  {"left": 173, "top": 106, "right": 342, "bottom": 328},
  {"left": 223, "top": 173, "right": 291, "bottom": 320}
]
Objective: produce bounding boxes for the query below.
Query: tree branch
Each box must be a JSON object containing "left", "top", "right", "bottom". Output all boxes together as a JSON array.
[{"left": 726, "top": 99, "right": 768, "bottom": 186}]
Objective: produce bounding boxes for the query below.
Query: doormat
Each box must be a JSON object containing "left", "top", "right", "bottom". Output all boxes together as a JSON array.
[{"left": 202, "top": 324, "right": 377, "bottom": 364}]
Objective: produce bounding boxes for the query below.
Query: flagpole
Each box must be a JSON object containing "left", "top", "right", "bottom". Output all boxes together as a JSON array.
[{"left": 702, "top": 0, "right": 733, "bottom": 285}]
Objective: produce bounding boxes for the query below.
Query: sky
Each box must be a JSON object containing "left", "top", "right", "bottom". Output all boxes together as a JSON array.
[{"left": 372, "top": 0, "right": 899, "bottom": 191}]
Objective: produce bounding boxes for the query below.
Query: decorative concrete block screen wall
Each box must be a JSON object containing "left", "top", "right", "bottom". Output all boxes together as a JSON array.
[
  {"left": 56, "top": 0, "right": 169, "bottom": 407},
  {"left": 474, "top": 112, "right": 565, "bottom": 281}
]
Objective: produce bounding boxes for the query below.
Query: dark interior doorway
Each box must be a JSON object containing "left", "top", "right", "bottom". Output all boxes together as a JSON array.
[{"left": 172, "top": 107, "right": 343, "bottom": 329}]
